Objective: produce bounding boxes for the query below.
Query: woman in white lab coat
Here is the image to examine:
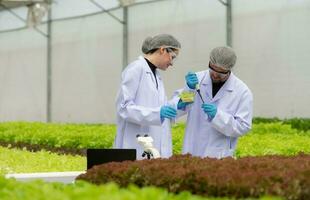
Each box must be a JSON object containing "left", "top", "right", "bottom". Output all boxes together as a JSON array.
[
  {"left": 114, "top": 34, "right": 181, "bottom": 159},
  {"left": 176, "top": 46, "right": 253, "bottom": 159}
]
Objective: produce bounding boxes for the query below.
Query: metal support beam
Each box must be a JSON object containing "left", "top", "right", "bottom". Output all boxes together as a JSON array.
[
  {"left": 217, "top": 0, "right": 227, "bottom": 6},
  {"left": 0, "top": 2, "right": 48, "bottom": 37},
  {"left": 46, "top": 5, "right": 52, "bottom": 122},
  {"left": 89, "top": 0, "right": 128, "bottom": 68},
  {"left": 226, "top": 0, "right": 232, "bottom": 47},
  {"left": 217, "top": 0, "right": 232, "bottom": 47},
  {"left": 89, "top": 0, "right": 124, "bottom": 24},
  {"left": 123, "top": 6, "right": 128, "bottom": 68}
]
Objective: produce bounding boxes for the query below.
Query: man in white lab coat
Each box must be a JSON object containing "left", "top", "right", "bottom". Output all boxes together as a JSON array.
[
  {"left": 176, "top": 46, "right": 253, "bottom": 159},
  {"left": 114, "top": 34, "right": 181, "bottom": 159}
]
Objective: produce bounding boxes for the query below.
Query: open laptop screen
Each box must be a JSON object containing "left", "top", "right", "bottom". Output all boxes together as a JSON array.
[{"left": 86, "top": 149, "right": 136, "bottom": 170}]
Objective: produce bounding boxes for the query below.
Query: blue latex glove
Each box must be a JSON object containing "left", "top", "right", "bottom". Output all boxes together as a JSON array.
[
  {"left": 201, "top": 103, "right": 217, "bottom": 119},
  {"left": 177, "top": 100, "right": 193, "bottom": 110},
  {"left": 160, "top": 105, "right": 177, "bottom": 120},
  {"left": 185, "top": 72, "right": 198, "bottom": 89}
]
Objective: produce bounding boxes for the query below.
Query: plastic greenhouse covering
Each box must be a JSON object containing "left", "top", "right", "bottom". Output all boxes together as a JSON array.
[{"left": 0, "top": 0, "right": 309, "bottom": 123}]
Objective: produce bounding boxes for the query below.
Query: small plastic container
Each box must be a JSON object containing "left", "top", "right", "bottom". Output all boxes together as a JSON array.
[{"left": 179, "top": 91, "right": 195, "bottom": 103}]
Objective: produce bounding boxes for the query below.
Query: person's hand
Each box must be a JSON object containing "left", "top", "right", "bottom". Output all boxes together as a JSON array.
[
  {"left": 185, "top": 72, "right": 198, "bottom": 89},
  {"left": 201, "top": 103, "right": 217, "bottom": 119},
  {"left": 177, "top": 100, "right": 193, "bottom": 110},
  {"left": 160, "top": 106, "right": 177, "bottom": 120}
]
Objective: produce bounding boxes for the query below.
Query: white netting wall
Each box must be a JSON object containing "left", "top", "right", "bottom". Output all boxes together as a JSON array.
[{"left": 0, "top": 0, "right": 309, "bottom": 123}]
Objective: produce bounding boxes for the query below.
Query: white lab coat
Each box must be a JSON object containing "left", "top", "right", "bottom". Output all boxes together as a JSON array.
[
  {"left": 114, "top": 56, "right": 173, "bottom": 159},
  {"left": 176, "top": 70, "right": 253, "bottom": 159}
]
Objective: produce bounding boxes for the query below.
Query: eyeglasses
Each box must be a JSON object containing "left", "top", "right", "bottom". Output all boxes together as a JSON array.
[
  {"left": 165, "top": 48, "right": 177, "bottom": 60},
  {"left": 209, "top": 62, "right": 230, "bottom": 78}
]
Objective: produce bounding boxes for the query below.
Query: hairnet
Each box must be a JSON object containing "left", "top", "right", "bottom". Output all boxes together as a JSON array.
[
  {"left": 141, "top": 34, "right": 181, "bottom": 54},
  {"left": 209, "top": 46, "right": 237, "bottom": 70}
]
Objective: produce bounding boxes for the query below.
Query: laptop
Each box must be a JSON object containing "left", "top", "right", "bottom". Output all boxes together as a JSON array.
[{"left": 86, "top": 148, "right": 136, "bottom": 170}]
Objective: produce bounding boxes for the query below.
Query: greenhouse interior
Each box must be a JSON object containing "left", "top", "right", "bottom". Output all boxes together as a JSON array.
[{"left": 0, "top": 0, "right": 309, "bottom": 199}]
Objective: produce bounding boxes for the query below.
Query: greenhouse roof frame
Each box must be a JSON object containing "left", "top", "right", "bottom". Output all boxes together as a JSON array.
[{"left": 0, "top": 0, "right": 232, "bottom": 122}]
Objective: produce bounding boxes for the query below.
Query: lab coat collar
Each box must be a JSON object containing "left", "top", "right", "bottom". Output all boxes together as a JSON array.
[
  {"left": 139, "top": 56, "right": 162, "bottom": 79},
  {"left": 222, "top": 72, "right": 235, "bottom": 92},
  {"left": 139, "top": 56, "right": 152, "bottom": 73},
  {"left": 201, "top": 70, "right": 235, "bottom": 102}
]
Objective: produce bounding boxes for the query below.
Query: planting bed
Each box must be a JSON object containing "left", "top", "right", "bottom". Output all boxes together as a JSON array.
[{"left": 77, "top": 154, "right": 310, "bottom": 199}]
